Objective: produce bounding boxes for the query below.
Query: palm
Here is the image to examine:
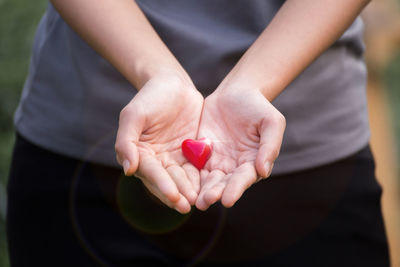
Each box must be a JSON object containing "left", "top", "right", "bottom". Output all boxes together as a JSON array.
[
  {"left": 136, "top": 92, "right": 201, "bottom": 168},
  {"left": 200, "top": 108, "right": 260, "bottom": 173},
  {"left": 196, "top": 90, "right": 285, "bottom": 210},
  {"left": 116, "top": 76, "right": 204, "bottom": 213}
]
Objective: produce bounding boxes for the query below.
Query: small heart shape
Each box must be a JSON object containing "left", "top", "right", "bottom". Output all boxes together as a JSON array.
[{"left": 182, "top": 138, "right": 212, "bottom": 170}]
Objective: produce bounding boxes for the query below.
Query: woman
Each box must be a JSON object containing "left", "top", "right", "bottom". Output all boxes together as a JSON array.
[{"left": 7, "top": 0, "right": 389, "bottom": 266}]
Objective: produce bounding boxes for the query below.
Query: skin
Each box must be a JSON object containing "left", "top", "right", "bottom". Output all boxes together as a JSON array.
[
  {"left": 195, "top": 89, "right": 285, "bottom": 210},
  {"left": 195, "top": 0, "right": 370, "bottom": 210},
  {"left": 115, "top": 75, "right": 203, "bottom": 213},
  {"left": 51, "top": 0, "right": 370, "bottom": 213},
  {"left": 51, "top": 0, "right": 202, "bottom": 213}
]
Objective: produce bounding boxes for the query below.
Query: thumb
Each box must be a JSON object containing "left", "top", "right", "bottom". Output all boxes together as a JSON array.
[
  {"left": 255, "top": 111, "right": 286, "bottom": 178},
  {"left": 115, "top": 106, "right": 144, "bottom": 176}
]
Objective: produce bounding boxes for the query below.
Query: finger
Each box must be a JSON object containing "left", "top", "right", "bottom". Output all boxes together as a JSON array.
[
  {"left": 142, "top": 180, "right": 191, "bottom": 214},
  {"left": 137, "top": 155, "right": 180, "bottom": 203},
  {"left": 255, "top": 111, "right": 286, "bottom": 178},
  {"left": 203, "top": 178, "right": 229, "bottom": 208},
  {"left": 115, "top": 105, "right": 144, "bottom": 176},
  {"left": 167, "top": 165, "right": 198, "bottom": 205},
  {"left": 221, "top": 163, "right": 257, "bottom": 208},
  {"left": 182, "top": 163, "right": 201, "bottom": 194},
  {"left": 196, "top": 170, "right": 225, "bottom": 211},
  {"left": 199, "top": 169, "right": 210, "bottom": 188},
  {"left": 199, "top": 169, "right": 224, "bottom": 195}
]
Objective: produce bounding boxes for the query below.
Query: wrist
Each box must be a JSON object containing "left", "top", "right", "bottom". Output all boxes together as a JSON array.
[
  {"left": 214, "top": 66, "right": 281, "bottom": 102},
  {"left": 133, "top": 63, "right": 194, "bottom": 91},
  {"left": 209, "top": 84, "right": 269, "bottom": 113},
  {"left": 137, "top": 69, "right": 199, "bottom": 100}
]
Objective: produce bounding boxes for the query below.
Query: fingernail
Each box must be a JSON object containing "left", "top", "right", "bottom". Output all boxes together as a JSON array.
[
  {"left": 264, "top": 161, "right": 272, "bottom": 177},
  {"left": 175, "top": 206, "right": 190, "bottom": 214},
  {"left": 123, "top": 160, "right": 130, "bottom": 175},
  {"left": 188, "top": 191, "right": 198, "bottom": 205}
]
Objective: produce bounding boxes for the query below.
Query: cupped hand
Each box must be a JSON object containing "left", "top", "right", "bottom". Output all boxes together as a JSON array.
[
  {"left": 195, "top": 89, "right": 286, "bottom": 210},
  {"left": 115, "top": 74, "right": 203, "bottom": 214}
]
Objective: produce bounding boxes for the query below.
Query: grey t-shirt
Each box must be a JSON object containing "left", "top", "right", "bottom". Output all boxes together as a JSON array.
[{"left": 14, "top": 0, "right": 369, "bottom": 175}]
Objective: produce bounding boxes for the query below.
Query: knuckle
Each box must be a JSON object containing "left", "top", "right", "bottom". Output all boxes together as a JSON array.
[
  {"left": 114, "top": 141, "right": 125, "bottom": 154},
  {"left": 265, "top": 147, "right": 280, "bottom": 162},
  {"left": 271, "top": 147, "right": 280, "bottom": 160},
  {"left": 114, "top": 142, "right": 119, "bottom": 152}
]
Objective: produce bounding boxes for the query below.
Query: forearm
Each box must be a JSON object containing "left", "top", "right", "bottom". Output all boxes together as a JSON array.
[
  {"left": 217, "top": 0, "right": 370, "bottom": 101},
  {"left": 50, "top": 0, "right": 188, "bottom": 89}
]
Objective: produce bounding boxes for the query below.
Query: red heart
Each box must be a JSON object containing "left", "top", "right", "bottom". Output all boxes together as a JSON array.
[{"left": 181, "top": 138, "right": 212, "bottom": 170}]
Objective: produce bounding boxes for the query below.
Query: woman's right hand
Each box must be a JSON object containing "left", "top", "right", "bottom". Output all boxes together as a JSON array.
[{"left": 115, "top": 73, "right": 204, "bottom": 214}]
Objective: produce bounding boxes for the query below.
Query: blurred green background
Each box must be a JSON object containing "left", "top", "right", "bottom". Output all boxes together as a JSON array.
[
  {"left": 0, "top": 1, "right": 48, "bottom": 266},
  {"left": 0, "top": 1, "right": 399, "bottom": 266}
]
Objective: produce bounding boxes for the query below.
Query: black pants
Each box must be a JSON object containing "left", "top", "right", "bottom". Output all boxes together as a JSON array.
[{"left": 7, "top": 134, "right": 389, "bottom": 266}]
